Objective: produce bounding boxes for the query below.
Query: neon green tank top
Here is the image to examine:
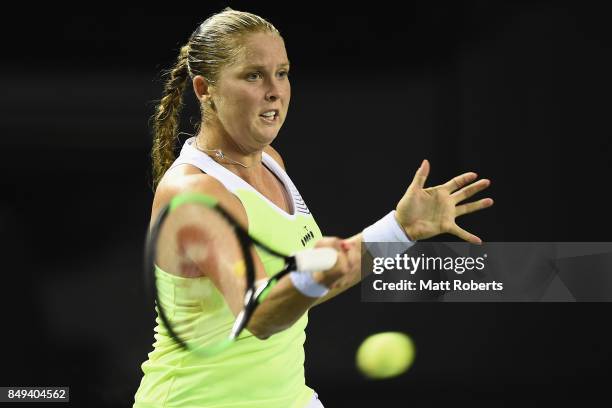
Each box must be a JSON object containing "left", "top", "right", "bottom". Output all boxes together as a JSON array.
[{"left": 134, "top": 138, "right": 322, "bottom": 407}]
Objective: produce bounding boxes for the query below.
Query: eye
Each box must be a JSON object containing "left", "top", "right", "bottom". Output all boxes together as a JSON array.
[
  {"left": 246, "top": 72, "right": 262, "bottom": 81},
  {"left": 277, "top": 70, "right": 289, "bottom": 79}
]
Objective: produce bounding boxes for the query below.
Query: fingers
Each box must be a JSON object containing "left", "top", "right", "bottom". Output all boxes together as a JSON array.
[
  {"left": 340, "top": 239, "right": 359, "bottom": 277},
  {"left": 441, "top": 172, "right": 478, "bottom": 193},
  {"left": 313, "top": 236, "right": 352, "bottom": 286},
  {"left": 315, "top": 236, "right": 343, "bottom": 251},
  {"left": 313, "top": 246, "right": 351, "bottom": 288},
  {"left": 456, "top": 198, "right": 494, "bottom": 217},
  {"left": 412, "top": 159, "right": 430, "bottom": 189},
  {"left": 450, "top": 224, "right": 482, "bottom": 245},
  {"left": 328, "top": 250, "right": 352, "bottom": 289},
  {"left": 451, "top": 178, "right": 491, "bottom": 203}
]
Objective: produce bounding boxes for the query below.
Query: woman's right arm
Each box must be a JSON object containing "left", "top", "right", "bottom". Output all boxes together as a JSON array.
[{"left": 152, "top": 168, "right": 351, "bottom": 339}]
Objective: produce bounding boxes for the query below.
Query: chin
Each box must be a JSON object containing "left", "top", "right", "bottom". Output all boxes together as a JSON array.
[
  {"left": 258, "top": 133, "right": 279, "bottom": 146},
  {"left": 255, "top": 128, "right": 280, "bottom": 145}
]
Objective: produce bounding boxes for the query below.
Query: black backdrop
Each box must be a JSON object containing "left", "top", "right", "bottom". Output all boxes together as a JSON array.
[{"left": 1, "top": 2, "right": 611, "bottom": 406}]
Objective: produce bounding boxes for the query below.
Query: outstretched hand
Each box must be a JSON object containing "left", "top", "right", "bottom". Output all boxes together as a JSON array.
[{"left": 395, "top": 159, "right": 494, "bottom": 244}]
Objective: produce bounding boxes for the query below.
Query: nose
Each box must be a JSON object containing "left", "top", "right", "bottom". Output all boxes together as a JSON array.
[{"left": 265, "top": 78, "right": 282, "bottom": 102}]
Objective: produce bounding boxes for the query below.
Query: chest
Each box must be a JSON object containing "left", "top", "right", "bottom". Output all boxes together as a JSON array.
[{"left": 255, "top": 168, "right": 293, "bottom": 214}]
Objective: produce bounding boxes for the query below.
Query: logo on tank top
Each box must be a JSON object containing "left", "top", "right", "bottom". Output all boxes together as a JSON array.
[{"left": 301, "top": 226, "right": 315, "bottom": 247}]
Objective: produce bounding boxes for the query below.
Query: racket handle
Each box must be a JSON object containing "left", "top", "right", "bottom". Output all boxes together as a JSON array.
[{"left": 294, "top": 248, "right": 338, "bottom": 273}]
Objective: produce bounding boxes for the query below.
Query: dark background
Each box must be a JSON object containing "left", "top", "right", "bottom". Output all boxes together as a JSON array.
[{"left": 1, "top": 1, "right": 611, "bottom": 406}]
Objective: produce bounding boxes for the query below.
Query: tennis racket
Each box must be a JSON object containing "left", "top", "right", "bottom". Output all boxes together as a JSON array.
[{"left": 144, "top": 192, "right": 337, "bottom": 357}]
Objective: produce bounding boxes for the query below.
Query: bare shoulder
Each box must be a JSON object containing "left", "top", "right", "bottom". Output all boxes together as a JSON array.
[
  {"left": 263, "top": 145, "right": 286, "bottom": 170},
  {"left": 152, "top": 164, "right": 247, "bottom": 228}
]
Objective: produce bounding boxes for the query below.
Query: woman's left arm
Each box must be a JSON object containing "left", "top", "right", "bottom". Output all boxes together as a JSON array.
[{"left": 312, "top": 159, "right": 495, "bottom": 307}]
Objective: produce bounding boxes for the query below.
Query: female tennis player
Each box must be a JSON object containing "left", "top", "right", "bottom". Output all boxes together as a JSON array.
[{"left": 134, "top": 8, "right": 493, "bottom": 408}]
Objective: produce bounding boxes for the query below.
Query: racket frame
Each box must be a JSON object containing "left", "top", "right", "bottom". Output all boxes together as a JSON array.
[{"left": 144, "top": 193, "right": 297, "bottom": 356}]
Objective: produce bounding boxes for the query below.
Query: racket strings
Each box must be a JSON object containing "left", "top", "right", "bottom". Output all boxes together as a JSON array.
[{"left": 151, "top": 200, "right": 257, "bottom": 354}]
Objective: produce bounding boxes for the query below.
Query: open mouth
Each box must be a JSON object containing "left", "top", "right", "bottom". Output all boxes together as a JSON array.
[{"left": 260, "top": 110, "right": 279, "bottom": 123}]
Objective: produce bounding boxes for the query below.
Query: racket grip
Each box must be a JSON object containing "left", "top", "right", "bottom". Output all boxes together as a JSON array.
[{"left": 294, "top": 248, "right": 338, "bottom": 273}]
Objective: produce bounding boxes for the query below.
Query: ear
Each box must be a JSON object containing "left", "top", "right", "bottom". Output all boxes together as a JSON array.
[{"left": 193, "top": 75, "right": 213, "bottom": 103}]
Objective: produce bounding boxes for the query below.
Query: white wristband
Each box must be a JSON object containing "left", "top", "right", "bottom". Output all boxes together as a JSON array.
[
  {"left": 289, "top": 271, "right": 329, "bottom": 298},
  {"left": 362, "top": 210, "right": 416, "bottom": 258}
]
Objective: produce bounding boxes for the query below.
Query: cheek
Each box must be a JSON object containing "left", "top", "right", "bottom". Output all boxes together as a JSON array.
[
  {"left": 283, "top": 82, "right": 291, "bottom": 110},
  {"left": 224, "top": 90, "right": 258, "bottom": 117}
]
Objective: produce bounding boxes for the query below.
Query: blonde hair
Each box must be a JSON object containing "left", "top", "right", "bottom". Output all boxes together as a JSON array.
[{"left": 151, "top": 8, "right": 281, "bottom": 187}]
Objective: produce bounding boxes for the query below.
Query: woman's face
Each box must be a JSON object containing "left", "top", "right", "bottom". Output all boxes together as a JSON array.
[{"left": 211, "top": 32, "right": 291, "bottom": 152}]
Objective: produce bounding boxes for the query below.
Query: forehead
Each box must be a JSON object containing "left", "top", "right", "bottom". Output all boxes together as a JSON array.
[{"left": 233, "top": 32, "right": 288, "bottom": 67}]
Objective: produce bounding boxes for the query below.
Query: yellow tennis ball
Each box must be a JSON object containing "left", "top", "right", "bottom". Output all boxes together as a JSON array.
[{"left": 356, "top": 332, "right": 415, "bottom": 379}]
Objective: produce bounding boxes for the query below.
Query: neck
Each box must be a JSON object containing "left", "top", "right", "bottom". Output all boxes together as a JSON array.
[{"left": 195, "top": 125, "right": 265, "bottom": 180}]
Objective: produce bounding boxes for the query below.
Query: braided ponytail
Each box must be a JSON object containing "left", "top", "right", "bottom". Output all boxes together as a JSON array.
[{"left": 151, "top": 45, "right": 190, "bottom": 188}]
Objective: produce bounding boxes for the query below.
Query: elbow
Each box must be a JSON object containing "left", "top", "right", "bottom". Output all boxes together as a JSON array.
[
  {"left": 250, "top": 328, "right": 275, "bottom": 341},
  {"left": 247, "top": 321, "right": 292, "bottom": 340},
  {"left": 254, "top": 332, "right": 272, "bottom": 341},
  {"left": 247, "top": 322, "right": 274, "bottom": 340}
]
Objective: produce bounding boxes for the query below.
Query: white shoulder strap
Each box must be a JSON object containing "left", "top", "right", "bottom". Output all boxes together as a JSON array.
[
  {"left": 262, "top": 152, "right": 311, "bottom": 215},
  {"left": 169, "top": 137, "right": 250, "bottom": 193}
]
